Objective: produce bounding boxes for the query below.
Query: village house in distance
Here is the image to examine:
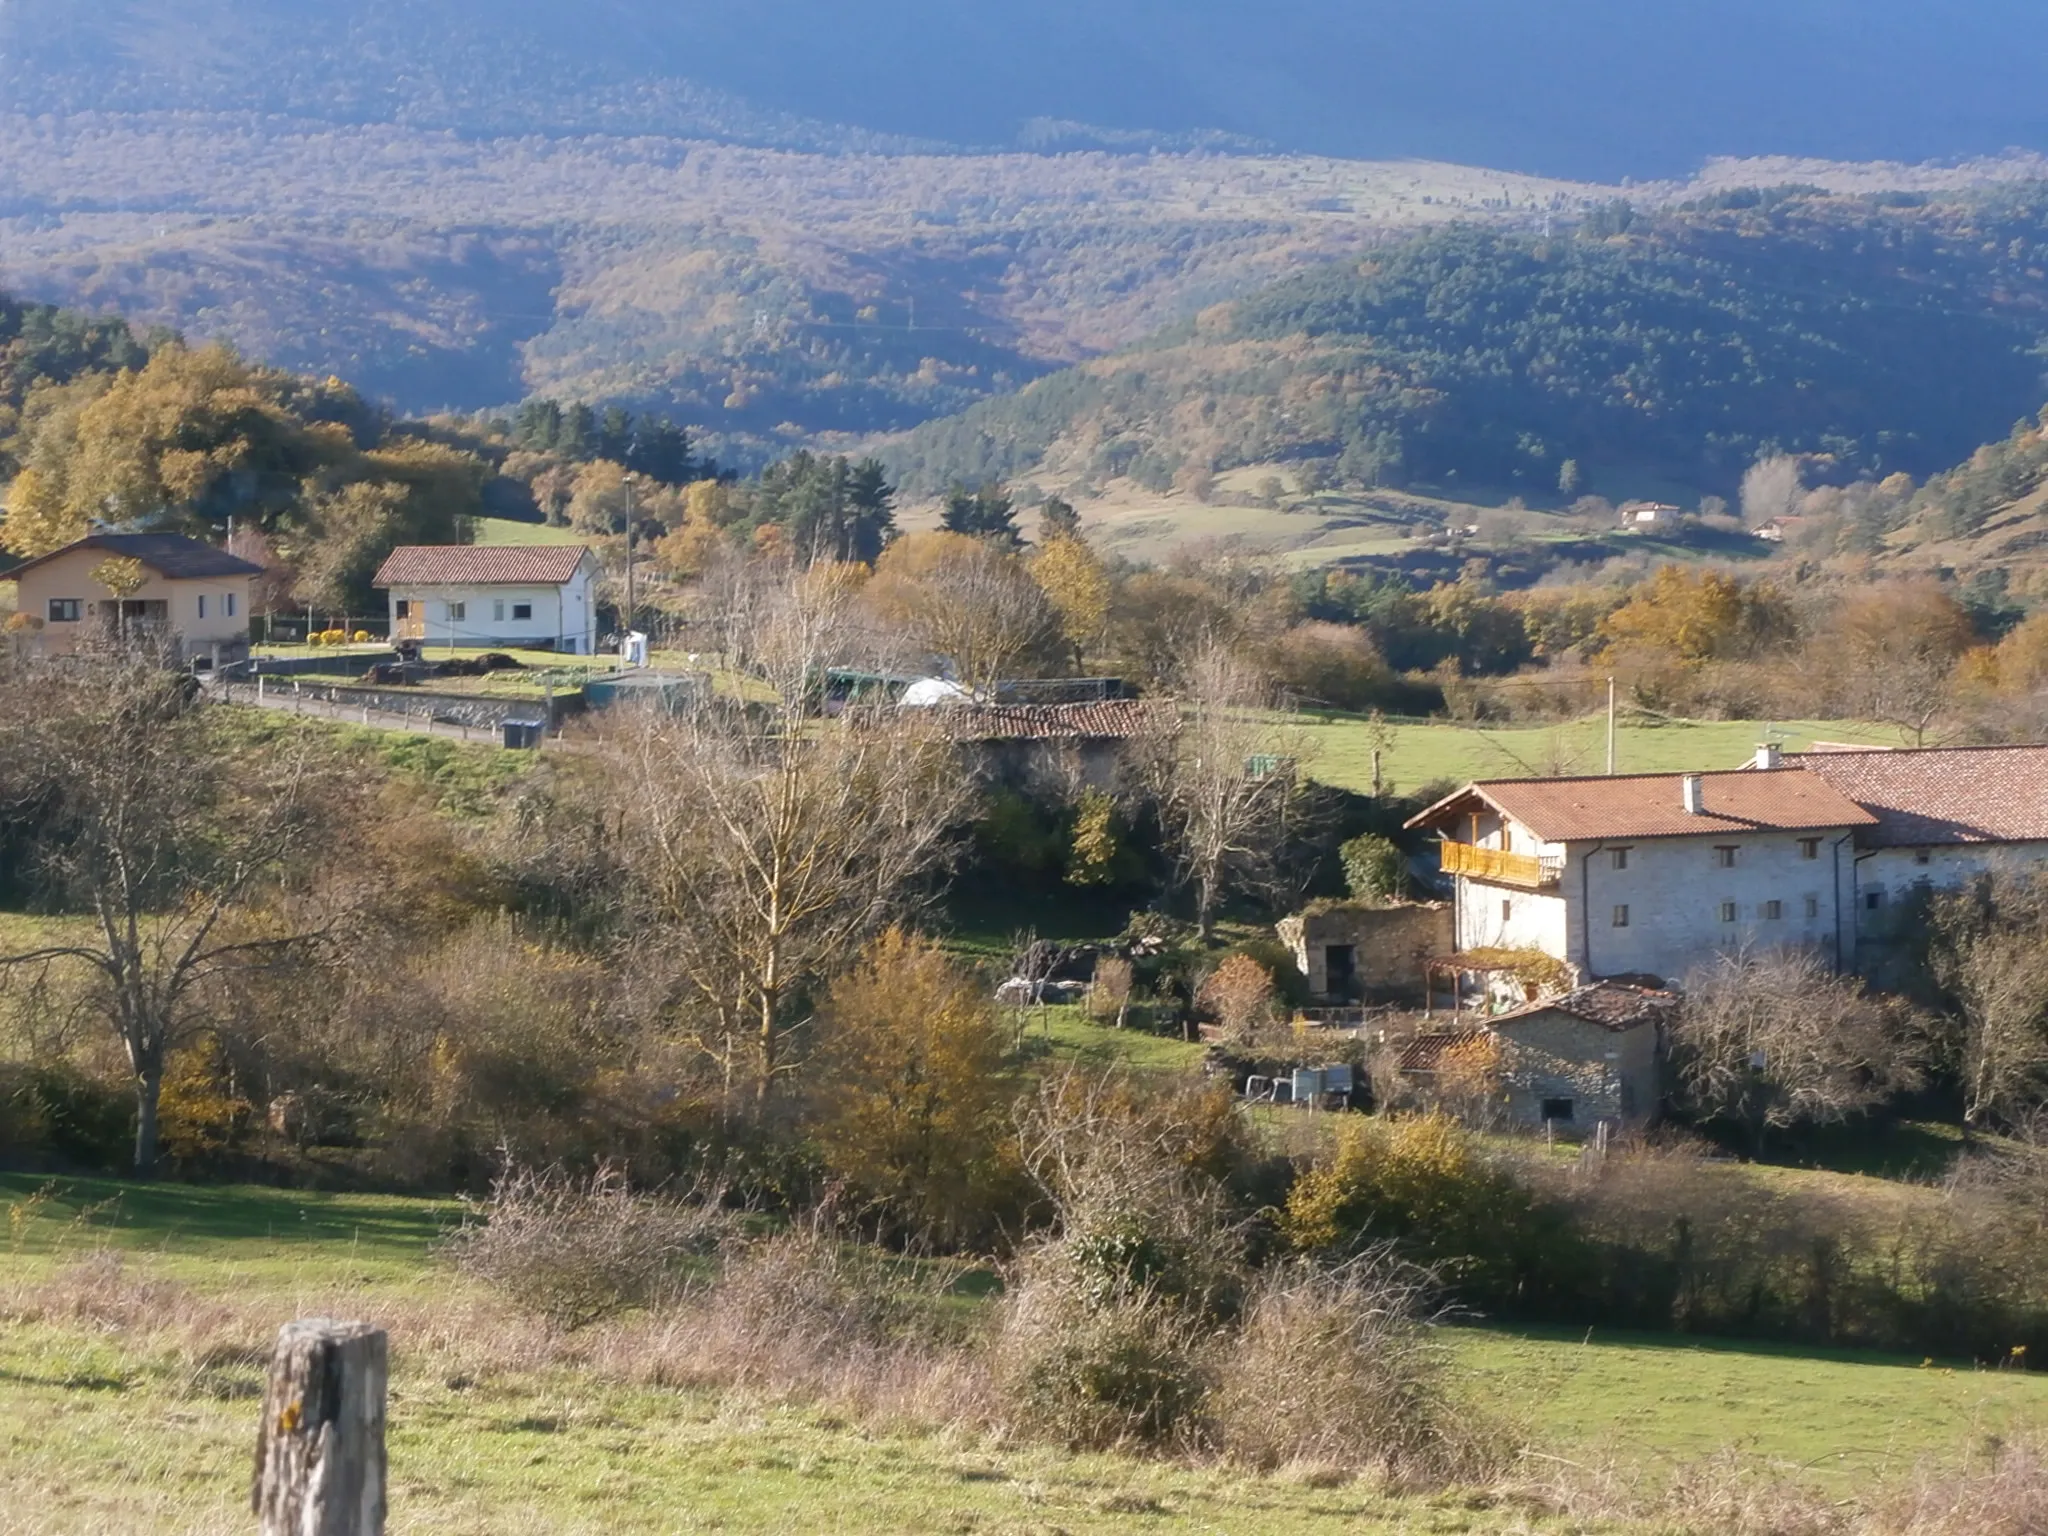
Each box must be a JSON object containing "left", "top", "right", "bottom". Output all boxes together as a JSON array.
[
  {"left": 373, "top": 545, "right": 600, "bottom": 655},
  {"left": 1403, "top": 742, "right": 2048, "bottom": 990},
  {"left": 1, "top": 531, "right": 261, "bottom": 667}
]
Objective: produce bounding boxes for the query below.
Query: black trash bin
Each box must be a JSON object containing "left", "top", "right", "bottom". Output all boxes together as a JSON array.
[{"left": 502, "top": 719, "right": 545, "bottom": 750}]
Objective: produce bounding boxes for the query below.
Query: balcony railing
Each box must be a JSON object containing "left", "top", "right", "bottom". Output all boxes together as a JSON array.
[{"left": 1439, "top": 840, "right": 1563, "bottom": 889}]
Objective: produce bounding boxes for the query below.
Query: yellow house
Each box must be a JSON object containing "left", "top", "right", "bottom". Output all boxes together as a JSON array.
[{"left": 2, "top": 532, "right": 262, "bottom": 666}]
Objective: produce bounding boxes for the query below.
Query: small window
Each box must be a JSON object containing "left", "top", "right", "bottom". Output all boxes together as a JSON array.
[
  {"left": 1804, "top": 895, "right": 1820, "bottom": 920},
  {"left": 225, "top": 592, "right": 237, "bottom": 618},
  {"left": 449, "top": 602, "right": 467, "bottom": 622},
  {"left": 1762, "top": 899, "right": 1783, "bottom": 921},
  {"left": 1501, "top": 898, "right": 1512, "bottom": 922},
  {"left": 512, "top": 602, "right": 532, "bottom": 621},
  {"left": 1541, "top": 1098, "right": 1575, "bottom": 1123},
  {"left": 395, "top": 599, "right": 411, "bottom": 620},
  {"left": 1714, "top": 846, "right": 1738, "bottom": 868},
  {"left": 1913, "top": 849, "right": 1932, "bottom": 866},
  {"left": 1612, "top": 904, "right": 1630, "bottom": 928},
  {"left": 196, "top": 595, "right": 208, "bottom": 619},
  {"left": 1612, "top": 847, "right": 1630, "bottom": 871},
  {"left": 47, "top": 598, "right": 81, "bottom": 623},
  {"left": 1719, "top": 901, "right": 1738, "bottom": 923},
  {"left": 1799, "top": 838, "right": 1821, "bottom": 860},
  {"left": 1864, "top": 888, "right": 1886, "bottom": 911},
  {"left": 493, "top": 599, "right": 506, "bottom": 623}
]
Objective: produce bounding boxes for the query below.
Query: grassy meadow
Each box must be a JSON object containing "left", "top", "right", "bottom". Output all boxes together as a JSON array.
[
  {"left": 3, "top": 1171, "right": 2043, "bottom": 1535},
  {"left": 1303, "top": 713, "right": 1904, "bottom": 796}
]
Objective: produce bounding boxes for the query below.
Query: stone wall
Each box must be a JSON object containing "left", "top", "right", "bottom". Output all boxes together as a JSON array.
[
  {"left": 226, "top": 674, "right": 584, "bottom": 732},
  {"left": 1278, "top": 901, "right": 1454, "bottom": 1002},
  {"left": 1495, "top": 1012, "right": 1660, "bottom": 1128}
]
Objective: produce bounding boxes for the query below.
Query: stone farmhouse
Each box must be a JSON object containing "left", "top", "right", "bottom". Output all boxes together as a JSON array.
[
  {"left": 1409, "top": 743, "right": 2048, "bottom": 988},
  {"left": 373, "top": 545, "right": 599, "bottom": 655},
  {"left": 1406, "top": 758, "right": 1874, "bottom": 986},
  {"left": 2, "top": 532, "right": 262, "bottom": 667},
  {"left": 1399, "top": 981, "right": 1674, "bottom": 1129}
]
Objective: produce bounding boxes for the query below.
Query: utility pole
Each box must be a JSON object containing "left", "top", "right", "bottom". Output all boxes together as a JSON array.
[
  {"left": 1606, "top": 675, "right": 1618, "bottom": 776},
  {"left": 622, "top": 479, "right": 636, "bottom": 667}
]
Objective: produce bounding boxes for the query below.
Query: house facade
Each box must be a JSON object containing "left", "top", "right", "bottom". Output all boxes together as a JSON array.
[
  {"left": 2, "top": 532, "right": 260, "bottom": 665},
  {"left": 1407, "top": 766, "right": 1876, "bottom": 985},
  {"left": 373, "top": 545, "right": 599, "bottom": 655},
  {"left": 1789, "top": 745, "right": 2048, "bottom": 970}
]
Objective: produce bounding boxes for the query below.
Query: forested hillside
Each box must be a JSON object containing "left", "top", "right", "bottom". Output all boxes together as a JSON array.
[{"left": 887, "top": 189, "right": 2048, "bottom": 500}]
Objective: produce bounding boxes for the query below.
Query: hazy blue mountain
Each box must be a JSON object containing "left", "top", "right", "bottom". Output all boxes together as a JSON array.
[{"left": 1, "top": 0, "right": 2044, "bottom": 178}]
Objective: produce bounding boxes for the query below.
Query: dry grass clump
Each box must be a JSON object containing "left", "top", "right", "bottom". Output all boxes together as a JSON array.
[
  {"left": 1207, "top": 1253, "right": 1494, "bottom": 1484},
  {"left": 440, "top": 1163, "right": 733, "bottom": 1330}
]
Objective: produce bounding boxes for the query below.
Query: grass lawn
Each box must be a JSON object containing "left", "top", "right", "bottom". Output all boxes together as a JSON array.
[
  {"left": 1303, "top": 713, "right": 1905, "bottom": 796},
  {"left": 471, "top": 516, "right": 590, "bottom": 547},
  {"left": 3, "top": 1174, "right": 2042, "bottom": 1533}
]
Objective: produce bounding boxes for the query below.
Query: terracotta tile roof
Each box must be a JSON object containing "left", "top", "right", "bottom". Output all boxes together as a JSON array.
[
  {"left": 940, "top": 700, "right": 1169, "bottom": 742},
  {"left": 1397, "top": 1028, "right": 1493, "bottom": 1072},
  {"left": 1406, "top": 768, "right": 1875, "bottom": 844},
  {"left": 3, "top": 532, "right": 262, "bottom": 581},
  {"left": 373, "top": 545, "right": 592, "bottom": 587},
  {"left": 1790, "top": 745, "right": 2048, "bottom": 848},
  {"left": 1494, "top": 982, "right": 1674, "bottom": 1033}
]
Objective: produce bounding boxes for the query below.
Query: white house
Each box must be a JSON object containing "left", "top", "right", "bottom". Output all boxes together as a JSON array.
[
  {"left": 1406, "top": 765, "right": 1876, "bottom": 985},
  {"left": 373, "top": 545, "right": 599, "bottom": 655},
  {"left": 1788, "top": 744, "right": 2048, "bottom": 965}
]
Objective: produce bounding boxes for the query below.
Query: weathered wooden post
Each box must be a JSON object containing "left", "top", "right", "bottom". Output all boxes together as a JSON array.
[{"left": 252, "top": 1319, "right": 388, "bottom": 1536}]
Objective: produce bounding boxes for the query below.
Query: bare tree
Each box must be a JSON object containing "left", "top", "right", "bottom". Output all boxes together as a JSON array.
[
  {"left": 863, "top": 531, "right": 1065, "bottom": 695},
  {"left": 0, "top": 646, "right": 339, "bottom": 1174},
  {"left": 1928, "top": 873, "right": 2048, "bottom": 1129},
  {"left": 1145, "top": 641, "right": 1316, "bottom": 940},
  {"left": 1739, "top": 453, "right": 1804, "bottom": 530},
  {"left": 1671, "top": 947, "right": 1924, "bottom": 1156},
  {"left": 615, "top": 564, "right": 971, "bottom": 1108}
]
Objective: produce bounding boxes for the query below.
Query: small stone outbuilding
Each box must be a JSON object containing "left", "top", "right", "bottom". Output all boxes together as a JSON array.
[
  {"left": 1278, "top": 901, "right": 1454, "bottom": 1003},
  {"left": 1489, "top": 981, "right": 1672, "bottom": 1130}
]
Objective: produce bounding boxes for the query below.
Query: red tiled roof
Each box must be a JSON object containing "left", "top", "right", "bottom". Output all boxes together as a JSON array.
[
  {"left": 373, "top": 545, "right": 592, "bottom": 587},
  {"left": 940, "top": 700, "right": 1170, "bottom": 742},
  {"left": 1397, "top": 1028, "right": 1492, "bottom": 1072},
  {"left": 1790, "top": 745, "right": 2048, "bottom": 848},
  {"left": 1406, "top": 769, "right": 1875, "bottom": 844},
  {"left": 1494, "top": 981, "right": 1674, "bottom": 1033}
]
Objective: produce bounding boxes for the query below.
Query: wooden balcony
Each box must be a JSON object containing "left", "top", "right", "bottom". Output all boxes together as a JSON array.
[{"left": 1439, "top": 840, "right": 1563, "bottom": 889}]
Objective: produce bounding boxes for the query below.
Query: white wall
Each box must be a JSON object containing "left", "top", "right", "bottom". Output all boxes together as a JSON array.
[
  {"left": 1566, "top": 830, "right": 1853, "bottom": 982},
  {"left": 1454, "top": 879, "right": 1569, "bottom": 957},
  {"left": 1856, "top": 843, "right": 2048, "bottom": 909},
  {"left": 388, "top": 570, "right": 594, "bottom": 654}
]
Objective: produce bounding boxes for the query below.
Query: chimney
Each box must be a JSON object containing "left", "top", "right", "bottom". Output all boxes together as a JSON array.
[
  {"left": 1754, "top": 743, "right": 1782, "bottom": 771},
  {"left": 1681, "top": 774, "right": 1706, "bottom": 815}
]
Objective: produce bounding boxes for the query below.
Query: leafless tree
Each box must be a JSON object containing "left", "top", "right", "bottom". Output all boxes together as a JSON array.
[
  {"left": 0, "top": 645, "right": 340, "bottom": 1174},
  {"left": 1671, "top": 947, "right": 1925, "bottom": 1156},
  {"left": 614, "top": 564, "right": 972, "bottom": 1108},
  {"left": 1144, "top": 641, "right": 1317, "bottom": 940},
  {"left": 1739, "top": 453, "right": 1804, "bottom": 530},
  {"left": 1928, "top": 873, "right": 2048, "bottom": 1130},
  {"left": 863, "top": 532, "right": 1065, "bottom": 695}
]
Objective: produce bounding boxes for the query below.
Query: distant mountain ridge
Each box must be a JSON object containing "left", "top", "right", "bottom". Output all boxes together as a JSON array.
[{"left": 3, "top": 0, "right": 2047, "bottom": 178}]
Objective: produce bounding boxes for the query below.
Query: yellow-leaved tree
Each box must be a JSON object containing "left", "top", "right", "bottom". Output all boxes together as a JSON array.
[
  {"left": 1030, "top": 532, "right": 1111, "bottom": 670},
  {"left": 809, "top": 927, "right": 1024, "bottom": 1247}
]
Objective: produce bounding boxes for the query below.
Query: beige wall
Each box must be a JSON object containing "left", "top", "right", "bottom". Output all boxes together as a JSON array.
[
  {"left": 1496, "top": 1012, "right": 1661, "bottom": 1127},
  {"left": 8, "top": 548, "right": 252, "bottom": 656},
  {"left": 1279, "top": 902, "right": 1455, "bottom": 1001}
]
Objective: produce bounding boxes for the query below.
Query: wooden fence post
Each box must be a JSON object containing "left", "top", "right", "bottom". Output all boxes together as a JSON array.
[{"left": 252, "top": 1318, "right": 388, "bottom": 1536}]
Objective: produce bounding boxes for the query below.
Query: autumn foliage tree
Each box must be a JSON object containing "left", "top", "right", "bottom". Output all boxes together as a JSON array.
[{"left": 809, "top": 927, "right": 1023, "bottom": 1245}]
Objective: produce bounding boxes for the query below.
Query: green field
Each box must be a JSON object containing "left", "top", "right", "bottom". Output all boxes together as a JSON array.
[
  {"left": 472, "top": 516, "right": 591, "bottom": 547},
  {"left": 1304, "top": 714, "right": 1903, "bottom": 796},
  {"left": 2, "top": 1174, "right": 2040, "bottom": 1534}
]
